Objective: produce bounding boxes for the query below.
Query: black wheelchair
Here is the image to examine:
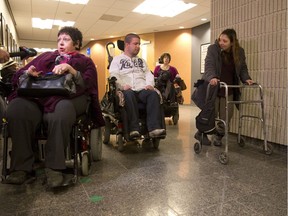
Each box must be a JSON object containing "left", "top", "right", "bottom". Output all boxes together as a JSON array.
[
  {"left": 1, "top": 48, "right": 102, "bottom": 186},
  {"left": 154, "top": 71, "right": 186, "bottom": 125},
  {"left": 103, "top": 40, "right": 166, "bottom": 152},
  {"left": 1, "top": 99, "right": 103, "bottom": 186},
  {"left": 101, "top": 76, "right": 166, "bottom": 152}
]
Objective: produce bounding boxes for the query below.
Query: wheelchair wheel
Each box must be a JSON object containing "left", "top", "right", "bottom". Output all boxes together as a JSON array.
[
  {"left": 90, "top": 128, "right": 102, "bottom": 161},
  {"left": 81, "top": 152, "right": 89, "bottom": 176},
  {"left": 172, "top": 113, "right": 179, "bottom": 125},
  {"left": 103, "top": 117, "right": 111, "bottom": 144},
  {"left": 152, "top": 138, "right": 160, "bottom": 150},
  {"left": 172, "top": 108, "right": 179, "bottom": 125},
  {"left": 194, "top": 142, "right": 201, "bottom": 154},
  {"left": 117, "top": 134, "right": 124, "bottom": 152}
]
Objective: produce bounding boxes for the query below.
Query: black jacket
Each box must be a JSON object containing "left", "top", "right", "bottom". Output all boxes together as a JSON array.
[{"left": 202, "top": 40, "right": 251, "bottom": 102}]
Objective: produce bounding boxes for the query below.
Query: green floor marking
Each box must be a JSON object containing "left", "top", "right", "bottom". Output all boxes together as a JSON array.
[
  {"left": 80, "top": 177, "right": 92, "bottom": 183},
  {"left": 90, "top": 195, "right": 103, "bottom": 203}
]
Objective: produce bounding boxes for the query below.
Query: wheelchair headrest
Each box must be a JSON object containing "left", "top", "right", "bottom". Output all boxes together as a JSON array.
[{"left": 117, "top": 40, "right": 124, "bottom": 51}]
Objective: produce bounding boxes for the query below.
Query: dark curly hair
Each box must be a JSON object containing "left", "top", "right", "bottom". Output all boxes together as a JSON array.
[
  {"left": 58, "top": 26, "right": 83, "bottom": 50},
  {"left": 159, "top": 53, "right": 171, "bottom": 63}
]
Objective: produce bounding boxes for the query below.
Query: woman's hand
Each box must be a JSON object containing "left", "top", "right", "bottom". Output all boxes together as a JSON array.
[
  {"left": 27, "top": 65, "right": 42, "bottom": 77},
  {"left": 209, "top": 78, "right": 219, "bottom": 86},
  {"left": 245, "top": 79, "right": 254, "bottom": 85},
  {"left": 52, "top": 63, "right": 77, "bottom": 76}
]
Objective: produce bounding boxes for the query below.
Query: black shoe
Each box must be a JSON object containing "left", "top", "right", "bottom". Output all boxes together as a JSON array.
[
  {"left": 5, "top": 171, "right": 30, "bottom": 185},
  {"left": 45, "top": 168, "right": 64, "bottom": 188},
  {"left": 149, "top": 129, "right": 166, "bottom": 137},
  {"left": 213, "top": 135, "right": 223, "bottom": 147},
  {"left": 194, "top": 131, "right": 211, "bottom": 146}
]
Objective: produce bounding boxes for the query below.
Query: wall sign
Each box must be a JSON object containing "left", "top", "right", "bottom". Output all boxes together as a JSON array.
[{"left": 200, "top": 43, "right": 210, "bottom": 73}]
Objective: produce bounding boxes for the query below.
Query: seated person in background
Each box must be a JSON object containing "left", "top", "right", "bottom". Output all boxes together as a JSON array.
[
  {"left": 5, "top": 26, "right": 105, "bottom": 186},
  {"left": 109, "top": 33, "right": 166, "bottom": 139},
  {"left": 153, "top": 53, "right": 184, "bottom": 104},
  {"left": 0, "top": 58, "right": 18, "bottom": 84},
  {"left": 0, "top": 49, "right": 10, "bottom": 63}
]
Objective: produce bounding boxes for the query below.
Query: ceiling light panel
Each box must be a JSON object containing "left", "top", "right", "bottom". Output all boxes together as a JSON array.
[
  {"left": 58, "top": 0, "right": 89, "bottom": 4},
  {"left": 133, "top": 0, "right": 197, "bottom": 17},
  {"left": 32, "top": 18, "right": 75, "bottom": 30}
]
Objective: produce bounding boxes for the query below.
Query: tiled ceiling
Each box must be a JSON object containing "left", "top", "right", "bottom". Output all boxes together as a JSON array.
[{"left": 7, "top": 0, "right": 210, "bottom": 48}]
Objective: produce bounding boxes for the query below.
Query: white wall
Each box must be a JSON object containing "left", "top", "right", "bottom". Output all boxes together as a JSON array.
[{"left": 0, "top": 0, "right": 18, "bottom": 48}]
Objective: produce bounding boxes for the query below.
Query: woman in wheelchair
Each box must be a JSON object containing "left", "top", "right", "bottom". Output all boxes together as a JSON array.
[
  {"left": 109, "top": 33, "right": 166, "bottom": 139},
  {"left": 154, "top": 53, "right": 185, "bottom": 105},
  {"left": 5, "top": 26, "right": 104, "bottom": 186}
]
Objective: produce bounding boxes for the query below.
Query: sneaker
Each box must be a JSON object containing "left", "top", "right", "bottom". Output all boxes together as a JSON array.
[
  {"left": 129, "top": 131, "right": 140, "bottom": 139},
  {"left": 5, "top": 171, "right": 29, "bottom": 185},
  {"left": 45, "top": 168, "right": 64, "bottom": 188},
  {"left": 194, "top": 131, "right": 211, "bottom": 146},
  {"left": 212, "top": 134, "right": 223, "bottom": 147},
  {"left": 149, "top": 129, "right": 166, "bottom": 137}
]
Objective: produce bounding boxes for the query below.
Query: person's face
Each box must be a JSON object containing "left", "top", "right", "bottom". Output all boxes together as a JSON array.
[
  {"left": 125, "top": 37, "right": 140, "bottom": 57},
  {"left": 163, "top": 56, "right": 170, "bottom": 64},
  {"left": 219, "top": 34, "right": 232, "bottom": 51},
  {"left": 57, "top": 33, "right": 77, "bottom": 54}
]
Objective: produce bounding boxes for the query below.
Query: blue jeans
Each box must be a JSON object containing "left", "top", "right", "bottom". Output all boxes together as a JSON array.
[{"left": 123, "top": 89, "right": 162, "bottom": 132}]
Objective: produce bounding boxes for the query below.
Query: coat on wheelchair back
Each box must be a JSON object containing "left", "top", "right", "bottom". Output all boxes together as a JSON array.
[{"left": 155, "top": 70, "right": 176, "bottom": 103}]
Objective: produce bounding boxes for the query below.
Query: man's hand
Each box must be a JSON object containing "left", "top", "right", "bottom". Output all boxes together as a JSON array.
[
  {"left": 123, "top": 84, "right": 132, "bottom": 90},
  {"left": 145, "top": 85, "right": 154, "bottom": 90},
  {"left": 0, "top": 49, "right": 9, "bottom": 63}
]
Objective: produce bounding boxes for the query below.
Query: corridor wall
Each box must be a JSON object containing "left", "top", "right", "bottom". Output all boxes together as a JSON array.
[{"left": 211, "top": 0, "right": 287, "bottom": 145}]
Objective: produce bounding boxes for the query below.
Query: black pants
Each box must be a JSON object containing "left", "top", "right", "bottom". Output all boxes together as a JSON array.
[
  {"left": 6, "top": 95, "right": 89, "bottom": 172},
  {"left": 123, "top": 89, "right": 162, "bottom": 132}
]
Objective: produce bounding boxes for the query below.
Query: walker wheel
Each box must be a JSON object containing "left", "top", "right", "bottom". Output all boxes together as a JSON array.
[
  {"left": 238, "top": 136, "right": 245, "bottom": 147},
  {"left": 194, "top": 142, "right": 201, "bottom": 154},
  {"left": 263, "top": 143, "right": 273, "bottom": 155},
  {"left": 218, "top": 152, "right": 229, "bottom": 164}
]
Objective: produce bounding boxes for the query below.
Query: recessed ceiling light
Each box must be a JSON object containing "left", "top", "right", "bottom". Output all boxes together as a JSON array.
[
  {"left": 201, "top": 18, "right": 207, "bottom": 21},
  {"left": 179, "top": 26, "right": 184, "bottom": 29},
  {"left": 133, "top": 0, "right": 197, "bottom": 17}
]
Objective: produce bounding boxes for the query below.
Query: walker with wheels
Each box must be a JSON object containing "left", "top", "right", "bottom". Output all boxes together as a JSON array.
[{"left": 194, "top": 82, "right": 273, "bottom": 164}]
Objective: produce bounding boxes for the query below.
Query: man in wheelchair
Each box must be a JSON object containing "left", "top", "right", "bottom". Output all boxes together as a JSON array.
[{"left": 109, "top": 33, "right": 166, "bottom": 140}]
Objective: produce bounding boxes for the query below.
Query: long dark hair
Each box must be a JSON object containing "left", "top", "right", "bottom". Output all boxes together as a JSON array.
[{"left": 218, "top": 28, "right": 241, "bottom": 66}]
